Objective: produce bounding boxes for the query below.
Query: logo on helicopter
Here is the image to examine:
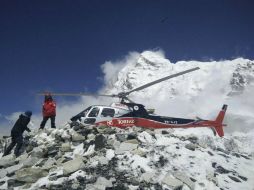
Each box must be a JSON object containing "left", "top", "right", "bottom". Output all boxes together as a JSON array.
[
  {"left": 133, "top": 106, "right": 139, "bottom": 111},
  {"left": 117, "top": 119, "right": 135, "bottom": 125}
]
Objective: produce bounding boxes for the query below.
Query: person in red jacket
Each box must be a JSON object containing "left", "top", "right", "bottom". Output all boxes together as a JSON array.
[{"left": 39, "top": 94, "right": 56, "bottom": 129}]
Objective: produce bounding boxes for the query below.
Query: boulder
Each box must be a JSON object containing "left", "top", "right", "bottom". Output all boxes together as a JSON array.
[
  {"left": 174, "top": 172, "right": 195, "bottom": 190},
  {"left": 0, "top": 169, "right": 7, "bottom": 178},
  {"left": 0, "top": 181, "right": 5, "bottom": 186},
  {"left": 78, "top": 127, "right": 94, "bottom": 136},
  {"left": 25, "top": 145, "right": 34, "bottom": 153},
  {"left": 92, "top": 156, "right": 108, "bottom": 165},
  {"left": 215, "top": 165, "right": 231, "bottom": 174},
  {"left": 46, "top": 145, "right": 59, "bottom": 157},
  {"left": 42, "top": 158, "right": 56, "bottom": 170},
  {"left": 115, "top": 142, "right": 138, "bottom": 154},
  {"left": 0, "top": 155, "right": 15, "bottom": 167},
  {"left": 185, "top": 143, "right": 197, "bottom": 151},
  {"left": 15, "top": 168, "right": 48, "bottom": 183},
  {"left": 71, "top": 132, "right": 86, "bottom": 142},
  {"left": 5, "top": 164, "right": 23, "bottom": 175},
  {"left": 96, "top": 126, "right": 109, "bottom": 133},
  {"left": 103, "top": 128, "right": 116, "bottom": 134},
  {"left": 15, "top": 152, "right": 28, "bottom": 162},
  {"left": 127, "top": 133, "right": 137, "bottom": 140},
  {"left": 7, "top": 179, "right": 26, "bottom": 188},
  {"left": 87, "top": 133, "right": 96, "bottom": 141},
  {"left": 198, "top": 136, "right": 215, "bottom": 149},
  {"left": 106, "top": 149, "right": 115, "bottom": 160},
  {"left": 112, "top": 140, "right": 121, "bottom": 150},
  {"left": 30, "top": 147, "right": 46, "bottom": 158},
  {"left": 228, "top": 175, "right": 241, "bottom": 182},
  {"left": 61, "top": 142, "right": 72, "bottom": 152},
  {"left": 94, "top": 135, "right": 107, "bottom": 150},
  {"left": 161, "top": 174, "right": 183, "bottom": 189},
  {"left": 94, "top": 177, "right": 113, "bottom": 190},
  {"left": 140, "top": 172, "right": 156, "bottom": 183},
  {"left": 186, "top": 135, "right": 198, "bottom": 144},
  {"left": 62, "top": 157, "right": 84, "bottom": 175},
  {"left": 61, "top": 130, "right": 71, "bottom": 141},
  {"left": 124, "top": 139, "right": 139, "bottom": 144},
  {"left": 206, "top": 171, "right": 218, "bottom": 186},
  {"left": 132, "top": 148, "right": 146, "bottom": 157},
  {"left": 21, "top": 156, "right": 41, "bottom": 168},
  {"left": 224, "top": 139, "right": 239, "bottom": 152},
  {"left": 116, "top": 134, "right": 126, "bottom": 142}
]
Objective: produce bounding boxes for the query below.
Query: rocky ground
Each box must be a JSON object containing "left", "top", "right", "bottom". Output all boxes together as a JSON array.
[{"left": 0, "top": 123, "right": 254, "bottom": 190}]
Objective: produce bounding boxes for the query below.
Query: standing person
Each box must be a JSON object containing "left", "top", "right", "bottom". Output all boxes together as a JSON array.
[
  {"left": 39, "top": 94, "right": 56, "bottom": 129},
  {"left": 3, "top": 111, "right": 32, "bottom": 157}
]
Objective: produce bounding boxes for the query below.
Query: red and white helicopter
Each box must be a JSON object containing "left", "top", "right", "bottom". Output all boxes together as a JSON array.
[{"left": 40, "top": 67, "right": 227, "bottom": 137}]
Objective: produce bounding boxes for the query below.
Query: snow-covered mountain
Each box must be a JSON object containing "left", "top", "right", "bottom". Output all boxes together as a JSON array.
[{"left": 103, "top": 50, "right": 254, "bottom": 134}]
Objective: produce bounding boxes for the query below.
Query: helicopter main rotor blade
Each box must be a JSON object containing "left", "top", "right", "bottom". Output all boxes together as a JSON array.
[
  {"left": 36, "top": 92, "right": 115, "bottom": 97},
  {"left": 124, "top": 67, "right": 200, "bottom": 95}
]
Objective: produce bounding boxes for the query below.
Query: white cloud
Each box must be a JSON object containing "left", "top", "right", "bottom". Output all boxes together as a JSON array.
[{"left": 100, "top": 51, "right": 140, "bottom": 91}]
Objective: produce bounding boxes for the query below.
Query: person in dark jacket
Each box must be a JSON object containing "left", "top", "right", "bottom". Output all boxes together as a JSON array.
[
  {"left": 3, "top": 111, "right": 32, "bottom": 157},
  {"left": 39, "top": 94, "right": 56, "bottom": 129}
]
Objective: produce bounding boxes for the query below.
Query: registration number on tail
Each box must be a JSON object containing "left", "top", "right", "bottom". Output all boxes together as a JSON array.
[{"left": 164, "top": 120, "right": 178, "bottom": 124}]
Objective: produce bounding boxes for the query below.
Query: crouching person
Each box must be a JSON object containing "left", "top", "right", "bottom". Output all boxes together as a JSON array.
[{"left": 3, "top": 111, "right": 32, "bottom": 157}]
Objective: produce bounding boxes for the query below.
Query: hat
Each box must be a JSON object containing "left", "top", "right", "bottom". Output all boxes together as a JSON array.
[
  {"left": 45, "top": 94, "right": 53, "bottom": 101},
  {"left": 24, "top": 111, "right": 32, "bottom": 118}
]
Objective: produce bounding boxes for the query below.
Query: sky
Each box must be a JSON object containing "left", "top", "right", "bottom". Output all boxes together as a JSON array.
[{"left": 0, "top": 0, "right": 254, "bottom": 132}]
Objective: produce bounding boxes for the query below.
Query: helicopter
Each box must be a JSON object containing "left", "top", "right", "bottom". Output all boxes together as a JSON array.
[{"left": 39, "top": 67, "right": 227, "bottom": 137}]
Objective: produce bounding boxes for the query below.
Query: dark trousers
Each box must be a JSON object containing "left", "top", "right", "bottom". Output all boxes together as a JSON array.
[
  {"left": 3, "top": 133, "right": 23, "bottom": 157},
  {"left": 40, "top": 116, "right": 56, "bottom": 129}
]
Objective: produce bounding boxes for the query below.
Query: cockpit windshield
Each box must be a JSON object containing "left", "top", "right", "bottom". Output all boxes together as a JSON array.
[
  {"left": 82, "top": 106, "right": 92, "bottom": 117},
  {"left": 70, "top": 106, "right": 92, "bottom": 121}
]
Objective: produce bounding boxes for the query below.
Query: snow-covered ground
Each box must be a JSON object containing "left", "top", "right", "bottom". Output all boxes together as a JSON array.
[{"left": 0, "top": 125, "right": 254, "bottom": 190}]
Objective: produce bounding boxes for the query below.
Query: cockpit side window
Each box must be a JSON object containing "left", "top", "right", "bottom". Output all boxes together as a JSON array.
[
  {"left": 83, "top": 106, "right": 92, "bottom": 117},
  {"left": 88, "top": 107, "right": 100, "bottom": 117},
  {"left": 101, "top": 108, "right": 115, "bottom": 117}
]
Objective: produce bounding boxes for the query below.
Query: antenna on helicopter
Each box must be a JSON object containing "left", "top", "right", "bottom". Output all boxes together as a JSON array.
[{"left": 37, "top": 67, "right": 200, "bottom": 103}]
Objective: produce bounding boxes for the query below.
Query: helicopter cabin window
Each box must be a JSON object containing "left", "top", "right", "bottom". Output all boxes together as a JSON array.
[
  {"left": 101, "top": 108, "right": 115, "bottom": 117},
  {"left": 88, "top": 107, "right": 100, "bottom": 117}
]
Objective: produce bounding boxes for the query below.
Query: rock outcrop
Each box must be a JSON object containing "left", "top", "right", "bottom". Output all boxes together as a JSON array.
[{"left": 0, "top": 123, "right": 253, "bottom": 190}]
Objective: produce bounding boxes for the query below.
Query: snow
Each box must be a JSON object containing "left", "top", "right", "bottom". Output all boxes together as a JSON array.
[
  {"left": 68, "top": 170, "right": 86, "bottom": 180},
  {"left": 83, "top": 144, "right": 95, "bottom": 156},
  {"left": 106, "top": 149, "right": 115, "bottom": 160},
  {"left": 137, "top": 131, "right": 156, "bottom": 144},
  {"left": 72, "top": 143, "right": 84, "bottom": 156}
]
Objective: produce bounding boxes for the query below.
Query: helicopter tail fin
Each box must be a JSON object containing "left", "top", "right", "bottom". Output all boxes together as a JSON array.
[{"left": 214, "top": 104, "right": 227, "bottom": 137}]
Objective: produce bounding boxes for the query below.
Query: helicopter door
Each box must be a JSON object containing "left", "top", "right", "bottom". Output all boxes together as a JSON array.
[
  {"left": 84, "top": 107, "right": 100, "bottom": 124},
  {"left": 92, "top": 107, "right": 115, "bottom": 123}
]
